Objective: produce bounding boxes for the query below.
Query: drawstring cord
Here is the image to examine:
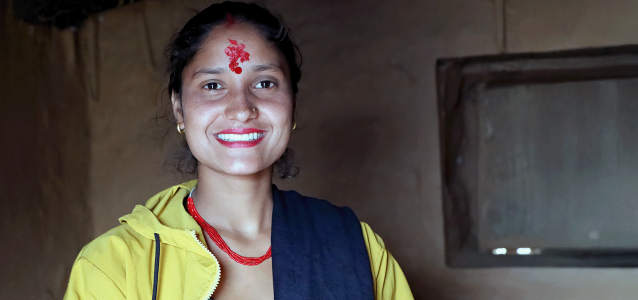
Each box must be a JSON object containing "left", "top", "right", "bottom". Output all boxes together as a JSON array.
[
  {"left": 153, "top": 188, "right": 192, "bottom": 299},
  {"left": 152, "top": 233, "right": 160, "bottom": 300}
]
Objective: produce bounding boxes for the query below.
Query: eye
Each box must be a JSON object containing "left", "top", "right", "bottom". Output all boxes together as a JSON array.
[
  {"left": 254, "top": 80, "right": 276, "bottom": 89},
  {"left": 204, "top": 82, "right": 222, "bottom": 90}
]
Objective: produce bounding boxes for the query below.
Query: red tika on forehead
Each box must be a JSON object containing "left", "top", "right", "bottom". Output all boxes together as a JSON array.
[
  {"left": 224, "top": 39, "right": 250, "bottom": 74},
  {"left": 225, "top": 12, "right": 235, "bottom": 25}
]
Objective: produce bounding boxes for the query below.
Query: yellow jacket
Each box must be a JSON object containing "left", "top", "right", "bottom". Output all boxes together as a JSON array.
[{"left": 64, "top": 181, "right": 414, "bottom": 299}]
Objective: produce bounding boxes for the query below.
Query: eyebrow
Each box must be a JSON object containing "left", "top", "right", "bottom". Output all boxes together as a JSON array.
[
  {"left": 193, "top": 67, "right": 227, "bottom": 77},
  {"left": 192, "top": 64, "right": 284, "bottom": 77},
  {"left": 250, "top": 63, "right": 284, "bottom": 73}
]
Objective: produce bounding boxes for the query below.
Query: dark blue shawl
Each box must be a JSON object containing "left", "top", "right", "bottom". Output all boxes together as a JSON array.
[{"left": 271, "top": 186, "right": 374, "bottom": 300}]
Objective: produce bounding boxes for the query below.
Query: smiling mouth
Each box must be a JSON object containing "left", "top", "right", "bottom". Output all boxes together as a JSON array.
[
  {"left": 216, "top": 132, "right": 265, "bottom": 142},
  {"left": 215, "top": 129, "right": 266, "bottom": 148}
]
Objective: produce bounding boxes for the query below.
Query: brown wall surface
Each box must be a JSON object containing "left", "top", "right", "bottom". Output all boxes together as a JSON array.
[
  {"left": 0, "top": 0, "right": 92, "bottom": 299},
  {"left": 4, "top": 0, "right": 638, "bottom": 299},
  {"left": 85, "top": 0, "right": 638, "bottom": 299},
  {"left": 83, "top": 0, "right": 638, "bottom": 299}
]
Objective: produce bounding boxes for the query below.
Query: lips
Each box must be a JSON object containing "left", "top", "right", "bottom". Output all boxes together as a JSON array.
[{"left": 215, "top": 128, "right": 266, "bottom": 148}]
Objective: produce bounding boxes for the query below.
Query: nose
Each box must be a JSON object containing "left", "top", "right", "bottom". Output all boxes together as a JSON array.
[{"left": 224, "top": 89, "right": 258, "bottom": 123}]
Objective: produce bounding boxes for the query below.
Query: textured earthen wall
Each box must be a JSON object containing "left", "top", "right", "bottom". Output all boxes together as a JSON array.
[
  {"left": 85, "top": 0, "right": 638, "bottom": 299},
  {"left": 0, "top": 0, "right": 92, "bottom": 299},
  {"left": 5, "top": 0, "right": 638, "bottom": 299}
]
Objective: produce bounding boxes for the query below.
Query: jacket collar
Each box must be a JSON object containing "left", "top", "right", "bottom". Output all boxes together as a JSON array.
[{"left": 118, "top": 180, "right": 211, "bottom": 256}]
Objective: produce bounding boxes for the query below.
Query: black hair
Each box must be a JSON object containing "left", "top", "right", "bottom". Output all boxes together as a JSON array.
[{"left": 166, "top": 1, "right": 300, "bottom": 178}]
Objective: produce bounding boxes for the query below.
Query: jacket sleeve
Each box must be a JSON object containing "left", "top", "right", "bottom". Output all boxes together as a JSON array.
[
  {"left": 361, "top": 222, "right": 415, "bottom": 300},
  {"left": 64, "top": 256, "right": 126, "bottom": 300}
]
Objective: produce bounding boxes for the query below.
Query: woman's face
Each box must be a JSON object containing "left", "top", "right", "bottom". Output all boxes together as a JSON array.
[{"left": 173, "top": 23, "right": 294, "bottom": 177}]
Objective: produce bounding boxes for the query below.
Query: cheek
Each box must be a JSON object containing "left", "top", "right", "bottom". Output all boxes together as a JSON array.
[
  {"left": 275, "top": 95, "right": 295, "bottom": 121},
  {"left": 272, "top": 104, "right": 294, "bottom": 127},
  {"left": 256, "top": 93, "right": 293, "bottom": 124},
  {"left": 182, "top": 101, "right": 220, "bottom": 137}
]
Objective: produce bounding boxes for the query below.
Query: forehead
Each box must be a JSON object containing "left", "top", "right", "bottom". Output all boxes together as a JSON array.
[{"left": 190, "top": 23, "right": 283, "bottom": 69}]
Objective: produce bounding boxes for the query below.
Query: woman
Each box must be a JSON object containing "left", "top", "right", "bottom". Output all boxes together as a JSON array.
[{"left": 64, "top": 2, "right": 413, "bottom": 299}]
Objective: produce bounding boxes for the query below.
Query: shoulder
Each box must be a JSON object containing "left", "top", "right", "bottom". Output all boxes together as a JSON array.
[
  {"left": 80, "top": 223, "right": 149, "bottom": 255},
  {"left": 271, "top": 189, "right": 375, "bottom": 298},
  {"left": 76, "top": 223, "right": 152, "bottom": 274},
  {"left": 359, "top": 222, "right": 415, "bottom": 300},
  {"left": 274, "top": 188, "right": 362, "bottom": 238},
  {"left": 66, "top": 224, "right": 149, "bottom": 299},
  {"left": 276, "top": 188, "right": 357, "bottom": 218},
  {"left": 360, "top": 221, "right": 389, "bottom": 271},
  {"left": 360, "top": 222, "right": 386, "bottom": 252}
]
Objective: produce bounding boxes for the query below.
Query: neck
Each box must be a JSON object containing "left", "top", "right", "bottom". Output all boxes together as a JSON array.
[{"left": 192, "top": 166, "right": 274, "bottom": 237}]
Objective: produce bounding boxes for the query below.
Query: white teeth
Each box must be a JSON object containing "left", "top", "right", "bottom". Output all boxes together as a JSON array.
[{"left": 217, "top": 132, "right": 264, "bottom": 142}]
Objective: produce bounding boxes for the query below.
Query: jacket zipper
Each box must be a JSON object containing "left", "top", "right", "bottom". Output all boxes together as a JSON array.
[{"left": 188, "top": 230, "right": 221, "bottom": 300}]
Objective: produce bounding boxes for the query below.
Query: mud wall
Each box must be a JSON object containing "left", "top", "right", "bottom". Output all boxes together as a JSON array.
[
  {"left": 0, "top": 0, "right": 92, "bottom": 299},
  {"left": 84, "top": 0, "right": 638, "bottom": 299},
  {"left": 4, "top": 0, "right": 638, "bottom": 299}
]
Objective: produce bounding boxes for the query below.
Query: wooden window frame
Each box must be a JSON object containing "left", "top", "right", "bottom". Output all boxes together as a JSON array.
[{"left": 437, "top": 45, "right": 638, "bottom": 268}]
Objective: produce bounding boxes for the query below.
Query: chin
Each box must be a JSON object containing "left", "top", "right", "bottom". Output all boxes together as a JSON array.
[{"left": 223, "top": 161, "right": 266, "bottom": 176}]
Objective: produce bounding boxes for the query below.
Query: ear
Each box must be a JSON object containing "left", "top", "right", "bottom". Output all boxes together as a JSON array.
[{"left": 171, "top": 92, "right": 184, "bottom": 125}]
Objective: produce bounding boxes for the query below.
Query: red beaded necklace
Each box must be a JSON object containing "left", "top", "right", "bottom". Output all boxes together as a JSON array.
[{"left": 186, "top": 196, "right": 272, "bottom": 266}]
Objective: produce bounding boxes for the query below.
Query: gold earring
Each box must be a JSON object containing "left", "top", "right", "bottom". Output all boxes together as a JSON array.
[
  {"left": 177, "top": 124, "right": 185, "bottom": 134},
  {"left": 292, "top": 123, "right": 296, "bottom": 130}
]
